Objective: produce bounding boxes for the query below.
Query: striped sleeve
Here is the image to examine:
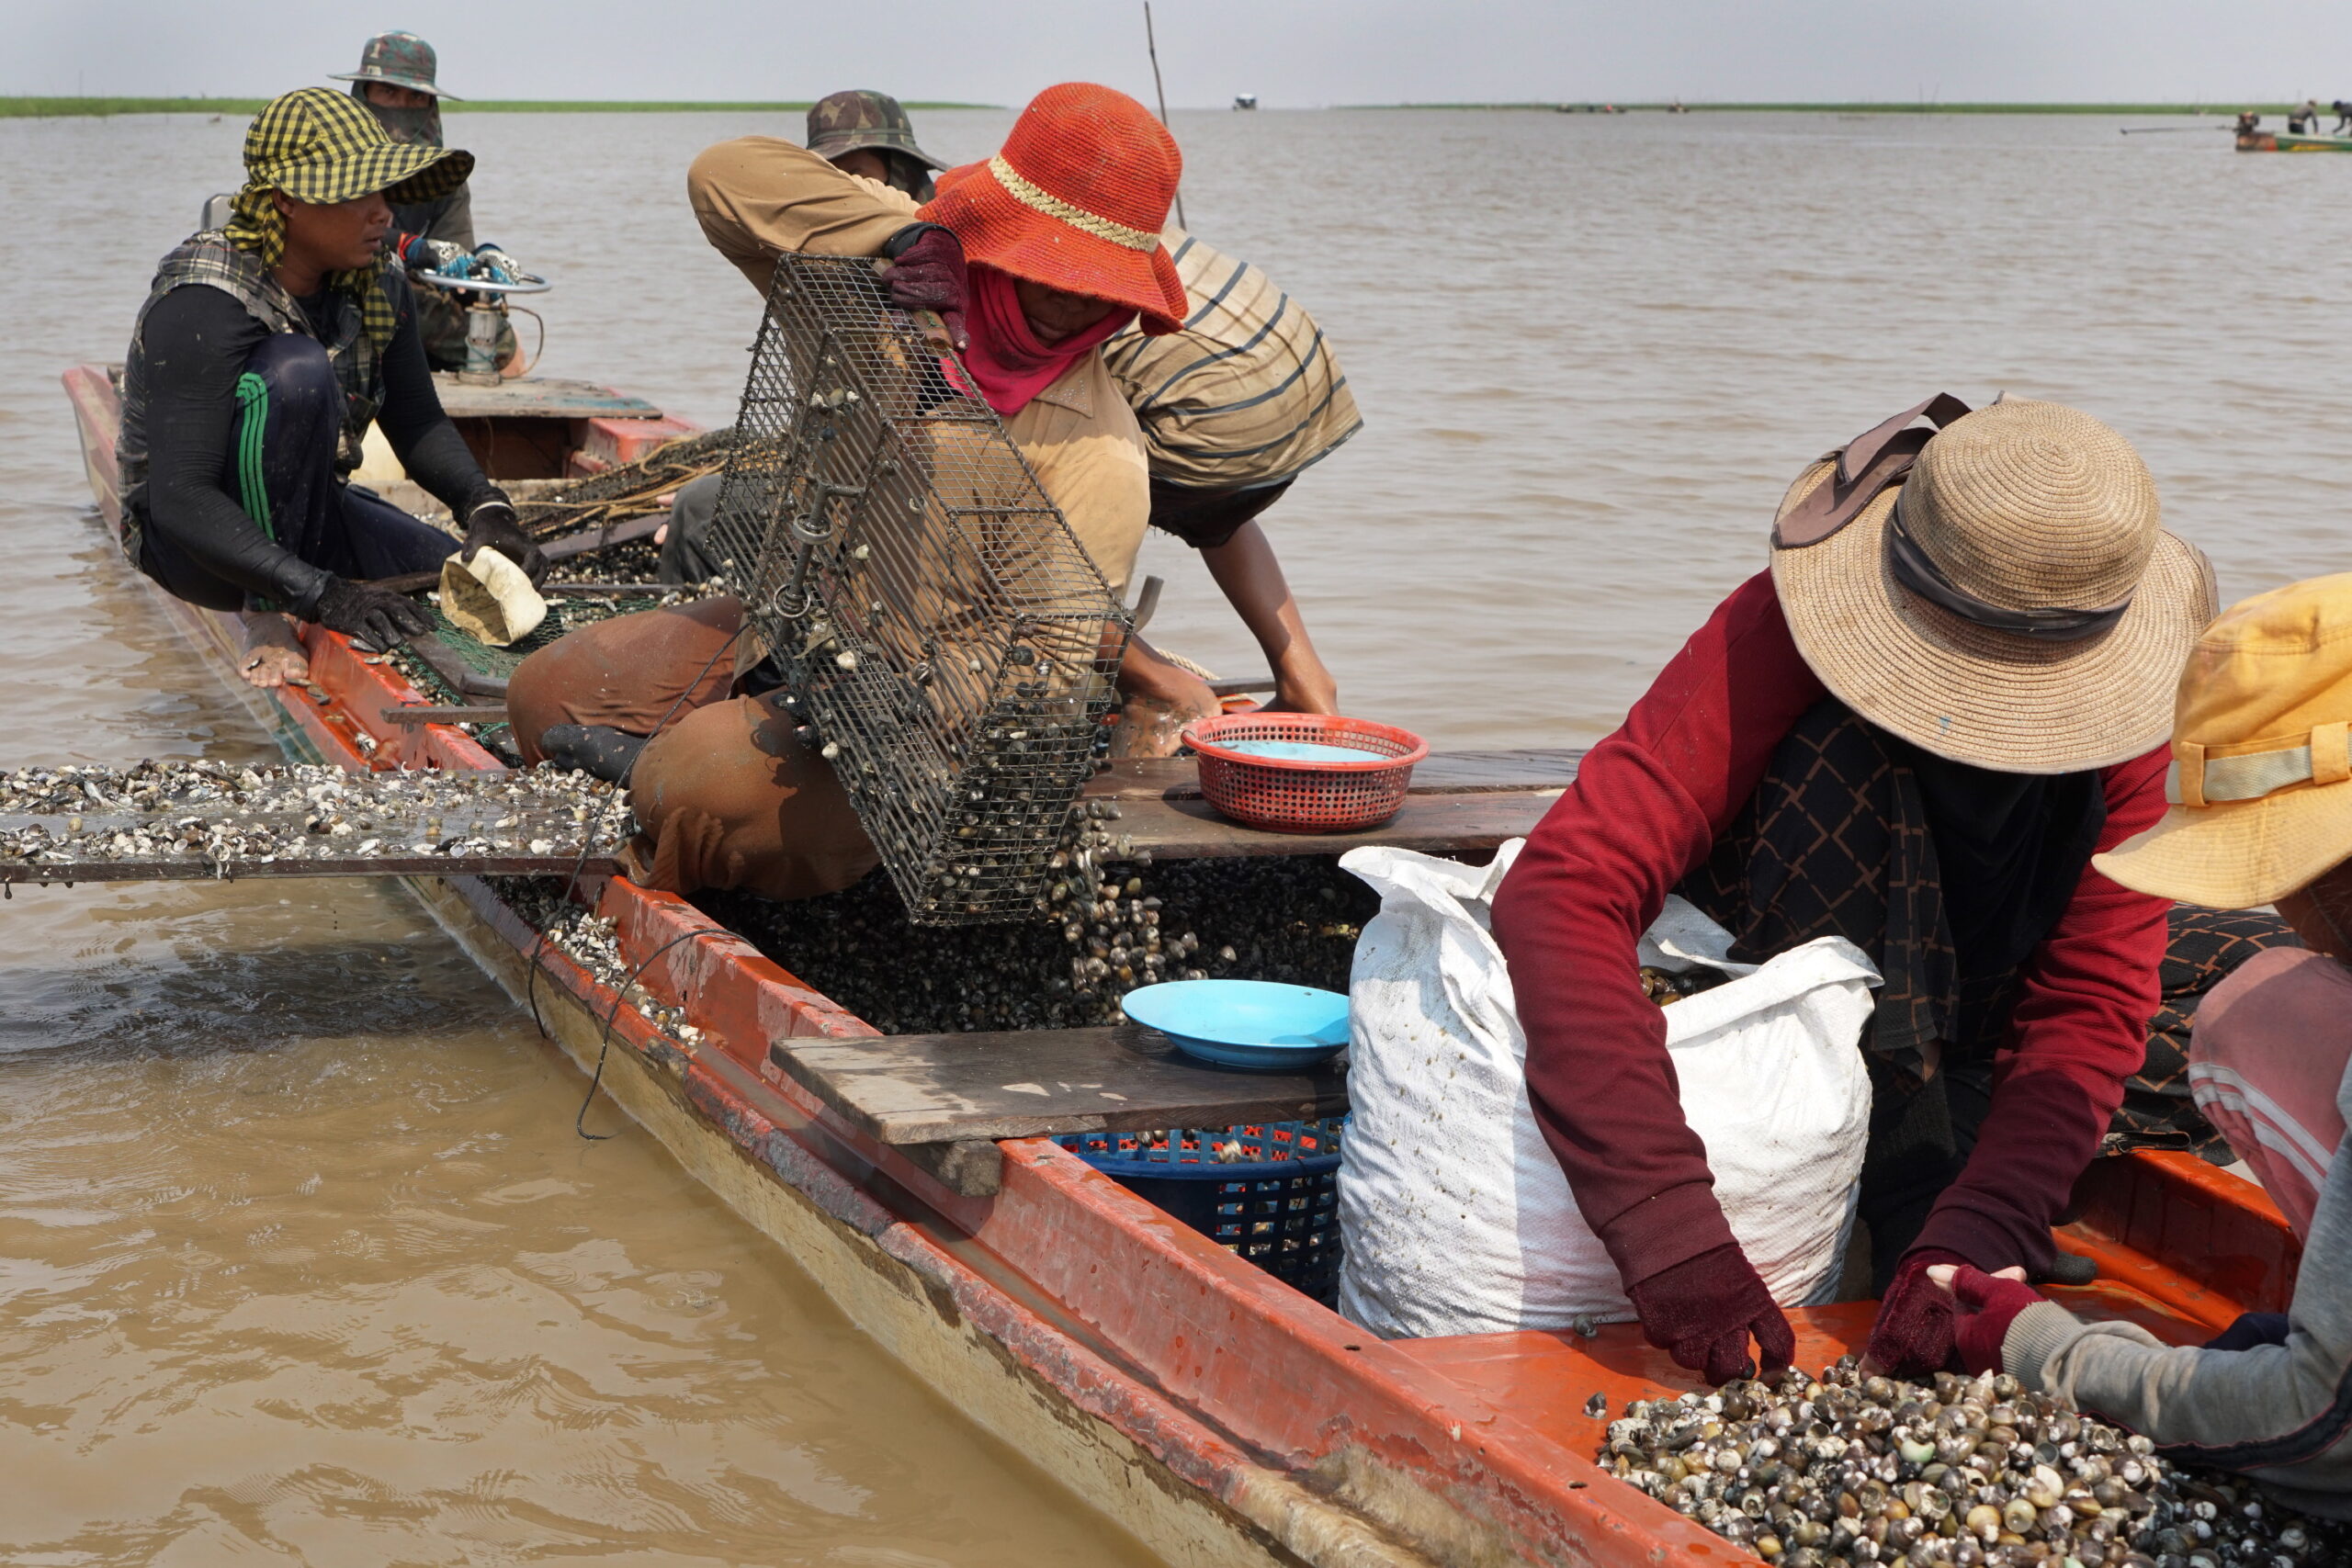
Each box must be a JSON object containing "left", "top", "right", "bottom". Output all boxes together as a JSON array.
[{"left": 1100, "top": 231, "right": 1363, "bottom": 491}]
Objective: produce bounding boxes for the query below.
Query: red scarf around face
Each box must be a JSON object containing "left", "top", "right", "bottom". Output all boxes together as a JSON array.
[{"left": 956, "top": 264, "right": 1134, "bottom": 416}]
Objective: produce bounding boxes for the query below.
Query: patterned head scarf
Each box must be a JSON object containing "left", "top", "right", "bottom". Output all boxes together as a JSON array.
[{"left": 222, "top": 88, "right": 473, "bottom": 348}]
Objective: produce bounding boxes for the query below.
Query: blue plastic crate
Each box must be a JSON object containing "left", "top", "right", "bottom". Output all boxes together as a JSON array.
[{"left": 1054, "top": 1118, "right": 1346, "bottom": 1303}]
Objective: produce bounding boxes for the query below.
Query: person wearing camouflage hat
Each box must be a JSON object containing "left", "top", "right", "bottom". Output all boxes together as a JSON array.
[
  {"left": 805, "top": 89, "right": 946, "bottom": 201},
  {"left": 116, "top": 87, "right": 543, "bottom": 691},
  {"left": 334, "top": 31, "right": 514, "bottom": 371}
]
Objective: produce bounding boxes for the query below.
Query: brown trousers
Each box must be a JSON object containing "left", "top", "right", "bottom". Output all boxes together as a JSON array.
[{"left": 504, "top": 598, "right": 879, "bottom": 901}]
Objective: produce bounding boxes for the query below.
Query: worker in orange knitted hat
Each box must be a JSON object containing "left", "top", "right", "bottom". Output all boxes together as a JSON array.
[
  {"left": 923, "top": 82, "right": 1189, "bottom": 341},
  {"left": 498, "top": 83, "right": 1233, "bottom": 900}
]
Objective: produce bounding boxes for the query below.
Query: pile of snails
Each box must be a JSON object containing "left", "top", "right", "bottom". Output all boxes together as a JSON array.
[{"left": 1595, "top": 1356, "right": 2335, "bottom": 1566}]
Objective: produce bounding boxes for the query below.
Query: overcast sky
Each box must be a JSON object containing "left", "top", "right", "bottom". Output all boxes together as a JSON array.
[{"left": 20, "top": 1, "right": 2352, "bottom": 107}]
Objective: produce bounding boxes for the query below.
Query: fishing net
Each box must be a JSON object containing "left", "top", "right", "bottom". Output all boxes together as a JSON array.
[
  {"left": 701, "top": 253, "right": 1129, "bottom": 926},
  {"left": 513, "top": 427, "right": 737, "bottom": 544}
]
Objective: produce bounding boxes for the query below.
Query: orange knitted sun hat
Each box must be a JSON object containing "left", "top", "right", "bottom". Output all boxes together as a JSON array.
[{"left": 922, "top": 83, "right": 1188, "bottom": 335}]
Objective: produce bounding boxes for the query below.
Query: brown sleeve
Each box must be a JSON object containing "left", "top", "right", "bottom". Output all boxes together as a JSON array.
[{"left": 685, "top": 136, "right": 922, "bottom": 297}]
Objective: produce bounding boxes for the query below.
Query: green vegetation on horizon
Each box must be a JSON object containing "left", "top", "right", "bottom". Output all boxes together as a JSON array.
[
  {"left": 0, "top": 96, "right": 994, "bottom": 118},
  {"left": 1355, "top": 102, "right": 2287, "bottom": 115}
]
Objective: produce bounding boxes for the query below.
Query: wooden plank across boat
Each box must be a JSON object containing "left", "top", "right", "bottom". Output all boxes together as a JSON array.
[{"left": 59, "top": 360, "right": 2307, "bottom": 1568}]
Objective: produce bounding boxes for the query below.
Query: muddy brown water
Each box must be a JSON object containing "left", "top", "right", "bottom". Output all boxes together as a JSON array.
[{"left": 2, "top": 107, "right": 2346, "bottom": 1561}]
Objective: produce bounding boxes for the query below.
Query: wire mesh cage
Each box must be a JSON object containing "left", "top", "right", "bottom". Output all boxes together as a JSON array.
[{"left": 702, "top": 253, "right": 1130, "bottom": 926}]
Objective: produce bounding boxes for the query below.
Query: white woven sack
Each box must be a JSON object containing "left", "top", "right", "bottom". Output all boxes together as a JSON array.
[{"left": 1334, "top": 840, "right": 1877, "bottom": 1340}]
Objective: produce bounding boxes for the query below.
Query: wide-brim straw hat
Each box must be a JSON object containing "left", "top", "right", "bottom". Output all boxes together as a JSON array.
[
  {"left": 1770, "top": 397, "right": 2215, "bottom": 773},
  {"left": 2096, "top": 573, "right": 2352, "bottom": 907},
  {"left": 245, "top": 87, "right": 472, "bottom": 208},
  {"left": 922, "top": 83, "right": 1188, "bottom": 335}
]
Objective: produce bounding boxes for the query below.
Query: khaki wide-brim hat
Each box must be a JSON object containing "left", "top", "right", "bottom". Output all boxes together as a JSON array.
[
  {"left": 1770, "top": 399, "right": 2216, "bottom": 773},
  {"left": 2097, "top": 572, "right": 2352, "bottom": 908}
]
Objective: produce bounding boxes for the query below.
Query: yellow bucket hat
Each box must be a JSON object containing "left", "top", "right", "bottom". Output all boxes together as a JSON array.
[{"left": 2095, "top": 572, "right": 2352, "bottom": 907}]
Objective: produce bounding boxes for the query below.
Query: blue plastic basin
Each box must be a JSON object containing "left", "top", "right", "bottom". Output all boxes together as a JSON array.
[{"left": 1121, "top": 979, "right": 1350, "bottom": 1072}]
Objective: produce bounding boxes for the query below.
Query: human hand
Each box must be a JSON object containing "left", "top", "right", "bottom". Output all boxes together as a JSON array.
[
  {"left": 397, "top": 233, "right": 467, "bottom": 271},
  {"left": 1925, "top": 1263, "right": 2043, "bottom": 1375},
  {"left": 1262, "top": 656, "right": 1339, "bottom": 716},
  {"left": 2201, "top": 1312, "right": 2291, "bottom": 1351},
  {"left": 312, "top": 577, "right": 432, "bottom": 651},
  {"left": 881, "top": 223, "right": 968, "bottom": 351},
  {"left": 460, "top": 498, "right": 548, "bottom": 585},
  {"left": 1862, "top": 1249, "right": 1973, "bottom": 1377},
  {"left": 1624, "top": 1243, "right": 1795, "bottom": 1385}
]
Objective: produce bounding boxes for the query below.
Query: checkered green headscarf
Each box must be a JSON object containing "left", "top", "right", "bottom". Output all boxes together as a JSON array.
[{"left": 223, "top": 87, "right": 474, "bottom": 349}]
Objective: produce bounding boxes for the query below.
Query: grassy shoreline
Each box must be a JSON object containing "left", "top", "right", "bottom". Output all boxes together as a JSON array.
[
  {"left": 0, "top": 96, "right": 993, "bottom": 118},
  {"left": 1357, "top": 103, "right": 2277, "bottom": 115}
]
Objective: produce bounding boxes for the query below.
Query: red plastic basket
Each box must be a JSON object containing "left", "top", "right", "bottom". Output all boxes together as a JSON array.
[{"left": 1182, "top": 714, "right": 1429, "bottom": 834}]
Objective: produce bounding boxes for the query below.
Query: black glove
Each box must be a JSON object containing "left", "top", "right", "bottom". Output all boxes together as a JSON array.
[
  {"left": 881, "top": 222, "right": 968, "bottom": 351},
  {"left": 460, "top": 497, "right": 548, "bottom": 585},
  {"left": 2203, "top": 1312, "right": 2292, "bottom": 1351},
  {"left": 312, "top": 577, "right": 433, "bottom": 651}
]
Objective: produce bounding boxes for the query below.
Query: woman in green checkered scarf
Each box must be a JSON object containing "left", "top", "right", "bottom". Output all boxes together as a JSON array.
[
  {"left": 118, "top": 87, "right": 548, "bottom": 690},
  {"left": 222, "top": 86, "right": 471, "bottom": 349}
]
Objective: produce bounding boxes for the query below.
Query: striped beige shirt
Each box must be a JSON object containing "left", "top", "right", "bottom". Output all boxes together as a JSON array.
[{"left": 1101, "top": 230, "right": 1362, "bottom": 491}]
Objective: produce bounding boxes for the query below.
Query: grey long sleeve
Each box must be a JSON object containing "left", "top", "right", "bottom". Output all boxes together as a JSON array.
[{"left": 2005, "top": 1053, "right": 2352, "bottom": 1520}]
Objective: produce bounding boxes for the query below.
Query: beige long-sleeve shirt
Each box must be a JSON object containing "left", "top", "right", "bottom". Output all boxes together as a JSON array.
[{"left": 685, "top": 137, "right": 1150, "bottom": 594}]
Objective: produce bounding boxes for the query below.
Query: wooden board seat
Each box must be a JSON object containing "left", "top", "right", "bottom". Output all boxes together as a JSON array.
[
  {"left": 1080, "top": 748, "right": 1583, "bottom": 861},
  {"left": 765, "top": 1023, "right": 1348, "bottom": 1148}
]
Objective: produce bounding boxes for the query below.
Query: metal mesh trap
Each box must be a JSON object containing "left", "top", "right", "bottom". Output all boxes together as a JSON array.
[{"left": 702, "top": 253, "right": 1130, "bottom": 926}]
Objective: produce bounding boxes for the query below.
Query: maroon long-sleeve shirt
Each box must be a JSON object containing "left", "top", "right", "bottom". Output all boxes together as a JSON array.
[{"left": 1489, "top": 573, "right": 2170, "bottom": 1291}]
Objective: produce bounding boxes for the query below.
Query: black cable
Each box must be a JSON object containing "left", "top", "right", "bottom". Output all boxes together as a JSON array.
[
  {"left": 573, "top": 923, "right": 733, "bottom": 1140},
  {"left": 509, "top": 622, "right": 743, "bottom": 1131}
]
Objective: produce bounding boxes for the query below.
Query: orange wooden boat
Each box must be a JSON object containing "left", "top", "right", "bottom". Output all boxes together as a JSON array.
[
  {"left": 2237, "top": 129, "right": 2352, "bottom": 152},
  {"left": 62, "top": 360, "right": 2303, "bottom": 1567}
]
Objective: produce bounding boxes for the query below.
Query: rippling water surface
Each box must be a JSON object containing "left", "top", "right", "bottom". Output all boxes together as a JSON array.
[{"left": 2, "top": 105, "right": 2347, "bottom": 1561}]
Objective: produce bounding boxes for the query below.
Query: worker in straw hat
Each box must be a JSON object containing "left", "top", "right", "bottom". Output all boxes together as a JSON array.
[
  {"left": 504, "top": 83, "right": 1311, "bottom": 898},
  {"left": 1490, "top": 394, "right": 2267, "bottom": 1385},
  {"left": 331, "top": 29, "right": 514, "bottom": 373},
  {"left": 1929, "top": 574, "right": 2352, "bottom": 1515},
  {"left": 116, "top": 86, "right": 545, "bottom": 693}
]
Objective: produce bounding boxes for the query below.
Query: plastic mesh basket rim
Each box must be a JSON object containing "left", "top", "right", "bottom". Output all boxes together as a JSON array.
[{"left": 1052, "top": 1116, "right": 1345, "bottom": 1179}]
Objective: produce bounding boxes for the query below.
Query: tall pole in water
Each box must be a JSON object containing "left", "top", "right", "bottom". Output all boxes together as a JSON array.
[{"left": 1144, "top": 2, "right": 1187, "bottom": 230}]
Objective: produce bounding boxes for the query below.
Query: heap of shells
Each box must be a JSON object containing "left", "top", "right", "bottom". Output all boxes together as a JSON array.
[
  {"left": 493, "top": 878, "right": 704, "bottom": 1046},
  {"left": 1596, "top": 1356, "right": 2336, "bottom": 1566},
  {"left": 0, "top": 760, "right": 628, "bottom": 869},
  {"left": 700, "top": 852, "right": 1373, "bottom": 1035}
]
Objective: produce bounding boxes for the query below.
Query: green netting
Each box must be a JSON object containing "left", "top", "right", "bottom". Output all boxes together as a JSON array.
[
  {"left": 420, "top": 594, "right": 665, "bottom": 682},
  {"left": 382, "top": 594, "right": 671, "bottom": 758}
]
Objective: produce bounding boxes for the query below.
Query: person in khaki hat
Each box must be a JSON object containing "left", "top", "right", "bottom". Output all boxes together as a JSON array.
[
  {"left": 1489, "top": 394, "right": 2265, "bottom": 1387},
  {"left": 1930, "top": 575, "right": 2352, "bottom": 1518},
  {"left": 803, "top": 89, "right": 947, "bottom": 200},
  {"left": 332, "top": 30, "right": 514, "bottom": 372}
]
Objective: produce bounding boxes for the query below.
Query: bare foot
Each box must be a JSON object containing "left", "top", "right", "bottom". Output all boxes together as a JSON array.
[{"left": 238, "top": 611, "right": 310, "bottom": 690}]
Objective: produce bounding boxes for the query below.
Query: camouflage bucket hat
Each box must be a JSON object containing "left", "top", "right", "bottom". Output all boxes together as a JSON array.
[
  {"left": 331, "top": 30, "right": 458, "bottom": 99},
  {"left": 807, "top": 89, "right": 946, "bottom": 170},
  {"left": 243, "top": 87, "right": 472, "bottom": 209}
]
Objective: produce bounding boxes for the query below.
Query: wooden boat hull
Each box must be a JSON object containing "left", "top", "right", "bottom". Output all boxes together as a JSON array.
[
  {"left": 2238, "top": 130, "right": 2352, "bottom": 152},
  {"left": 61, "top": 361, "right": 2304, "bottom": 1567}
]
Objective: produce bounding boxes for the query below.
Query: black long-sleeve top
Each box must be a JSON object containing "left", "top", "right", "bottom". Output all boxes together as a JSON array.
[{"left": 136, "top": 268, "right": 497, "bottom": 614}]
